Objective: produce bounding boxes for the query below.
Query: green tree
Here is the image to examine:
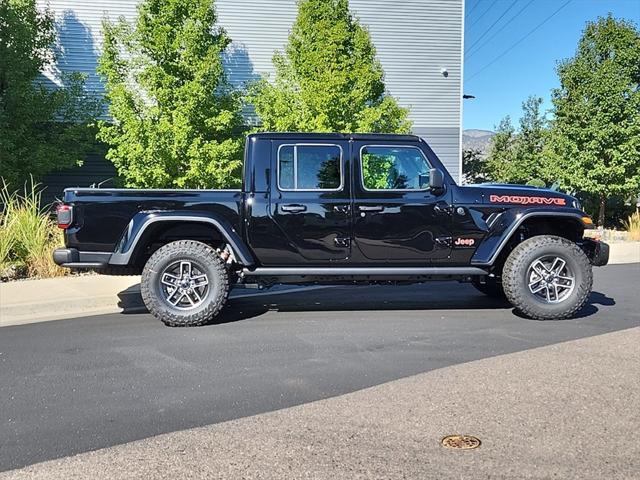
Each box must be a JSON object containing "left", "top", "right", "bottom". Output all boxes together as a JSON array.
[
  {"left": 514, "top": 96, "right": 548, "bottom": 182},
  {"left": 484, "top": 115, "right": 516, "bottom": 181},
  {"left": 485, "top": 97, "right": 550, "bottom": 185},
  {"left": 248, "top": 0, "right": 411, "bottom": 134},
  {"left": 97, "top": 0, "right": 244, "bottom": 189},
  {"left": 548, "top": 15, "right": 640, "bottom": 226},
  {"left": 462, "top": 148, "right": 486, "bottom": 184},
  {"left": 0, "top": 0, "right": 98, "bottom": 189}
]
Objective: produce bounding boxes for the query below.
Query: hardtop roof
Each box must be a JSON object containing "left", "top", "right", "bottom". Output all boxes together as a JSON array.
[{"left": 248, "top": 132, "right": 422, "bottom": 142}]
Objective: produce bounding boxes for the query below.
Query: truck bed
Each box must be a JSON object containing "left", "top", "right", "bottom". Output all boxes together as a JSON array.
[{"left": 63, "top": 188, "right": 243, "bottom": 252}]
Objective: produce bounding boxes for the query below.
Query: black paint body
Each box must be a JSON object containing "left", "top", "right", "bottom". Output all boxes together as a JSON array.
[{"left": 59, "top": 133, "right": 592, "bottom": 272}]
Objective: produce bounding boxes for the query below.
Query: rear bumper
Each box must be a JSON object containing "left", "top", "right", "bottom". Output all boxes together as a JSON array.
[
  {"left": 580, "top": 239, "right": 609, "bottom": 267},
  {"left": 53, "top": 248, "right": 111, "bottom": 269}
]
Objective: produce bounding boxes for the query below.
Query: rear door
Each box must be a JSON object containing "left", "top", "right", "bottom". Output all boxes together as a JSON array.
[
  {"left": 268, "top": 141, "right": 352, "bottom": 263},
  {"left": 352, "top": 142, "right": 451, "bottom": 262}
]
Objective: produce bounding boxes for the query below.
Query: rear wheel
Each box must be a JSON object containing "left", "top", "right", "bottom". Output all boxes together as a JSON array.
[
  {"left": 502, "top": 235, "right": 592, "bottom": 320},
  {"left": 141, "top": 240, "right": 229, "bottom": 327}
]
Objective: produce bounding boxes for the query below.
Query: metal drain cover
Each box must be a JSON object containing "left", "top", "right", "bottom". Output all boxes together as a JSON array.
[{"left": 441, "top": 435, "right": 481, "bottom": 450}]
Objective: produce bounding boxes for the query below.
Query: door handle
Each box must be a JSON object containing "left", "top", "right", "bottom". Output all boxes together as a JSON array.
[
  {"left": 358, "top": 205, "right": 384, "bottom": 212},
  {"left": 281, "top": 204, "right": 307, "bottom": 213}
]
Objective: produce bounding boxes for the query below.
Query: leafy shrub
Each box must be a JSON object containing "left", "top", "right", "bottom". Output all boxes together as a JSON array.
[{"left": 0, "top": 179, "right": 65, "bottom": 279}]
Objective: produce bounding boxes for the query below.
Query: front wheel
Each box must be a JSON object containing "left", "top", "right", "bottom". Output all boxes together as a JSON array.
[
  {"left": 141, "top": 240, "right": 229, "bottom": 327},
  {"left": 502, "top": 235, "right": 592, "bottom": 320}
]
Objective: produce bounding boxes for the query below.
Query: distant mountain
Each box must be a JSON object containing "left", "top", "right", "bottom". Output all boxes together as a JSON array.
[{"left": 463, "top": 129, "right": 494, "bottom": 156}]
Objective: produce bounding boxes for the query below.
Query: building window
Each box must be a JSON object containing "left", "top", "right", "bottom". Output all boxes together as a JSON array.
[
  {"left": 278, "top": 144, "right": 343, "bottom": 191},
  {"left": 360, "top": 145, "right": 431, "bottom": 191}
]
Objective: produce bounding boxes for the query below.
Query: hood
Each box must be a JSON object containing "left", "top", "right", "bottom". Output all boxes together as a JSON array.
[{"left": 460, "top": 183, "right": 579, "bottom": 208}]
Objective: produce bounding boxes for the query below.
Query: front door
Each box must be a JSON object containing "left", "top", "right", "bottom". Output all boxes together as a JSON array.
[
  {"left": 268, "top": 141, "right": 352, "bottom": 263},
  {"left": 352, "top": 142, "right": 451, "bottom": 263}
]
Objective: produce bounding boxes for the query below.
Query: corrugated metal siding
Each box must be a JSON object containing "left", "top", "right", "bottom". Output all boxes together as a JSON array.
[
  {"left": 37, "top": 0, "right": 463, "bottom": 180},
  {"left": 415, "top": 127, "right": 461, "bottom": 181},
  {"left": 36, "top": 0, "right": 138, "bottom": 100}
]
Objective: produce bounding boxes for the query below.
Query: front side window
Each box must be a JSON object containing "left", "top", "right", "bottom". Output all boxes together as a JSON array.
[
  {"left": 278, "top": 145, "right": 342, "bottom": 191},
  {"left": 361, "top": 146, "right": 431, "bottom": 191}
]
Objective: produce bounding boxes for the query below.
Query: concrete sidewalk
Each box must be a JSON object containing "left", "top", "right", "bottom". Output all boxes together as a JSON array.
[{"left": 2, "top": 327, "right": 638, "bottom": 479}]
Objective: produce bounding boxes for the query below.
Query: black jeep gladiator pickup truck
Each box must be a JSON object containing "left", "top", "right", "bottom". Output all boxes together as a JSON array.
[{"left": 54, "top": 132, "right": 609, "bottom": 326}]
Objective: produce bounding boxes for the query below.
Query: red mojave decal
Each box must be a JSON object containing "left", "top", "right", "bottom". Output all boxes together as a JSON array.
[{"left": 489, "top": 194, "right": 566, "bottom": 206}]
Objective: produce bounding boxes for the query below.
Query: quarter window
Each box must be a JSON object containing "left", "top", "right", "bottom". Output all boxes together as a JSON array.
[
  {"left": 278, "top": 145, "right": 342, "bottom": 191},
  {"left": 361, "top": 146, "right": 431, "bottom": 191}
]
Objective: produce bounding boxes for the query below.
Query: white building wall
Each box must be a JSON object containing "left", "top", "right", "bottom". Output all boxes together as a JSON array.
[{"left": 37, "top": 0, "right": 463, "bottom": 180}]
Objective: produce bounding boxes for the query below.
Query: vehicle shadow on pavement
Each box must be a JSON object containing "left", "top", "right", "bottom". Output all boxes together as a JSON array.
[{"left": 116, "top": 283, "right": 616, "bottom": 325}]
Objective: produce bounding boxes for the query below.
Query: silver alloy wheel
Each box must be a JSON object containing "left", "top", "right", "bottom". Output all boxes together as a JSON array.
[
  {"left": 526, "top": 255, "right": 575, "bottom": 304},
  {"left": 159, "top": 260, "right": 210, "bottom": 310}
]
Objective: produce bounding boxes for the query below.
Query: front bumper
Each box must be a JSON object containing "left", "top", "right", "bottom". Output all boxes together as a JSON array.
[
  {"left": 53, "top": 248, "right": 111, "bottom": 269},
  {"left": 580, "top": 239, "right": 609, "bottom": 267}
]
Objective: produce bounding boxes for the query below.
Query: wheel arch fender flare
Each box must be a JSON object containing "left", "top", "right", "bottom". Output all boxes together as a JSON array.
[
  {"left": 109, "top": 210, "right": 255, "bottom": 266},
  {"left": 471, "top": 209, "right": 589, "bottom": 266}
]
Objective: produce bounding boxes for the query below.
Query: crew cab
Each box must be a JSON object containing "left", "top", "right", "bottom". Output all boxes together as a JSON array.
[{"left": 54, "top": 133, "right": 609, "bottom": 326}]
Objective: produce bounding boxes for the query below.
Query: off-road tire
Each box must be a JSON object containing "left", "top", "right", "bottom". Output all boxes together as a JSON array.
[
  {"left": 502, "top": 235, "right": 592, "bottom": 320},
  {"left": 471, "top": 276, "right": 506, "bottom": 298},
  {"left": 141, "top": 240, "right": 229, "bottom": 327}
]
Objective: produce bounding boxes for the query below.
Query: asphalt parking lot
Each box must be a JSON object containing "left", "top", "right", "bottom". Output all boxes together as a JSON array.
[{"left": 0, "top": 263, "right": 638, "bottom": 473}]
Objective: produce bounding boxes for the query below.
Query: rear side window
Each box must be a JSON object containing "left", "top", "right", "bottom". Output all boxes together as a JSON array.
[
  {"left": 278, "top": 144, "right": 342, "bottom": 191},
  {"left": 360, "top": 146, "right": 431, "bottom": 191}
]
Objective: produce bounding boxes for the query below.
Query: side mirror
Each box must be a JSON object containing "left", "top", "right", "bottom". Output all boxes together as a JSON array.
[{"left": 429, "top": 168, "right": 445, "bottom": 192}]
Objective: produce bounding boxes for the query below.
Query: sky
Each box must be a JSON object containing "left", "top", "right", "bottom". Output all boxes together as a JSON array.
[{"left": 462, "top": 0, "right": 640, "bottom": 131}]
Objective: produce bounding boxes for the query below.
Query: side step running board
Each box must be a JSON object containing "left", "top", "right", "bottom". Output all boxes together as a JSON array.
[{"left": 242, "top": 267, "right": 488, "bottom": 276}]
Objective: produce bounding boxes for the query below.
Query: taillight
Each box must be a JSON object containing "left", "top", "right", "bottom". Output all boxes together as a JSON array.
[{"left": 56, "top": 204, "right": 73, "bottom": 229}]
